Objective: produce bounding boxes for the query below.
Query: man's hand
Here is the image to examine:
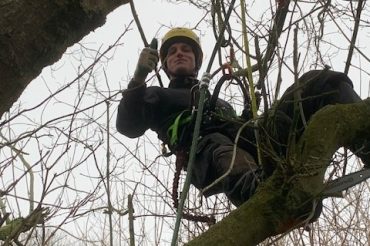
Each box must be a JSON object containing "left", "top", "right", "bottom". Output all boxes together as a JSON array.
[{"left": 133, "top": 39, "right": 158, "bottom": 84}]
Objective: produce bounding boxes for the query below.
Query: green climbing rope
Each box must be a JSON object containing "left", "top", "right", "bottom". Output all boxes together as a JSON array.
[{"left": 170, "top": 0, "right": 238, "bottom": 245}]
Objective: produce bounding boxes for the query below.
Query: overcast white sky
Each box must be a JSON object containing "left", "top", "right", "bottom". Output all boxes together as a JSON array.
[
  {"left": 21, "top": 0, "right": 370, "bottom": 108},
  {"left": 3, "top": 1, "right": 370, "bottom": 245}
]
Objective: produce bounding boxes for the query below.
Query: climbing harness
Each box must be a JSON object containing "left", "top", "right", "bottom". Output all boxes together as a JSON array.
[
  {"left": 167, "top": 110, "right": 193, "bottom": 147},
  {"left": 170, "top": 1, "right": 237, "bottom": 245},
  {"left": 171, "top": 72, "right": 212, "bottom": 246},
  {"left": 169, "top": 72, "right": 253, "bottom": 221}
]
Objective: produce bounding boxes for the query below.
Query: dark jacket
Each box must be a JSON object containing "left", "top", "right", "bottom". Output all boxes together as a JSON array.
[
  {"left": 117, "top": 69, "right": 356, "bottom": 161},
  {"left": 116, "top": 76, "right": 243, "bottom": 151}
]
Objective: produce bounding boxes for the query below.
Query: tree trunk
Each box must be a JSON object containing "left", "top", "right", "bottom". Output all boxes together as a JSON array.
[
  {"left": 0, "top": 0, "right": 129, "bottom": 117},
  {"left": 186, "top": 99, "right": 370, "bottom": 246}
]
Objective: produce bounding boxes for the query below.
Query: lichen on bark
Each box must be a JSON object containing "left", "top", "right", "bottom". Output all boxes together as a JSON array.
[{"left": 187, "top": 99, "right": 370, "bottom": 246}]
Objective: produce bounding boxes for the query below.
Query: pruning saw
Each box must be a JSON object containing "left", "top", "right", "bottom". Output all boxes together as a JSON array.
[{"left": 323, "top": 168, "right": 370, "bottom": 197}]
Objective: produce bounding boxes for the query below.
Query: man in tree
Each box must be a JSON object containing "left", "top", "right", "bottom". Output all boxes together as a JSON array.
[{"left": 116, "top": 27, "right": 369, "bottom": 215}]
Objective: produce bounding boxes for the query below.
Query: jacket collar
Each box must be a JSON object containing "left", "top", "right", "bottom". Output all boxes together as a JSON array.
[{"left": 168, "top": 76, "right": 198, "bottom": 89}]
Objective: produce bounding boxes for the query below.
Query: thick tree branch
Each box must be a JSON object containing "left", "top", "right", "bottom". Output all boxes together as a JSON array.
[
  {"left": 0, "top": 0, "right": 130, "bottom": 117},
  {"left": 187, "top": 98, "right": 370, "bottom": 246}
]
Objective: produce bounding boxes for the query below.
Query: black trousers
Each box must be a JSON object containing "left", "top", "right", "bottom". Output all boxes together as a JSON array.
[
  {"left": 191, "top": 132, "right": 260, "bottom": 206},
  {"left": 262, "top": 70, "right": 368, "bottom": 174},
  {"left": 191, "top": 69, "right": 368, "bottom": 207}
]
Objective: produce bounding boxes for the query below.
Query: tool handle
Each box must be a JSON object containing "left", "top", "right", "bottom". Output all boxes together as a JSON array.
[{"left": 149, "top": 38, "right": 158, "bottom": 49}]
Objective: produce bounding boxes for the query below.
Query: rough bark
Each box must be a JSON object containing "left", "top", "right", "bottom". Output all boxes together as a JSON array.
[
  {"left": 0, "top": 0, "right": 129, "bottom": 117},
  {"left": 187, "top": 99, "right": 370, "bottom": 246}
]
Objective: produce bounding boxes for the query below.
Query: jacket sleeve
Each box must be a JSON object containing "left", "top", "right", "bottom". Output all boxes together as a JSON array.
[
  {"left": 116, "top": 81, "right": 149, "bottom": 138},
  {"left": 116, "top": 80, "right": 193, "bottom": 140}
]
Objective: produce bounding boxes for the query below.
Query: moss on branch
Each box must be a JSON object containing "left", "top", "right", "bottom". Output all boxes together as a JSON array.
[{"left": 187, "top": 99, "right": 370, "bottom": 246}]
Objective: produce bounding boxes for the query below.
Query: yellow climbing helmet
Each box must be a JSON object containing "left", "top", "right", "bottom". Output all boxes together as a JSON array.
[{"left": 160, "top": 27, "right": 203, "bottom": 72}]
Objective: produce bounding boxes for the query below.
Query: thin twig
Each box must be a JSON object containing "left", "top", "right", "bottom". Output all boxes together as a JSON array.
[
  {"left": 256, "top": 0, "right": 291, "bottom": 89},
  {"left": 128, "top": 194, "right": 135, "bottom": 246},
  {"left": 0, "top": 133, "right": 34, "bottom": 213},
  {"left": 293, "top": 26, "right": 306, "bottom": 128},
  {"left": 106, "top": 100, "right": 113, "bottom": 246},
  {"left": 344, "top": 0, "right": 364, "bottom": 74}
]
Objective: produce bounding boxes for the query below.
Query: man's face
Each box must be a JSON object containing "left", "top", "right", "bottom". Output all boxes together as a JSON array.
[{"left": 166, "top": 42, "right": 196, "bottom": 77}]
